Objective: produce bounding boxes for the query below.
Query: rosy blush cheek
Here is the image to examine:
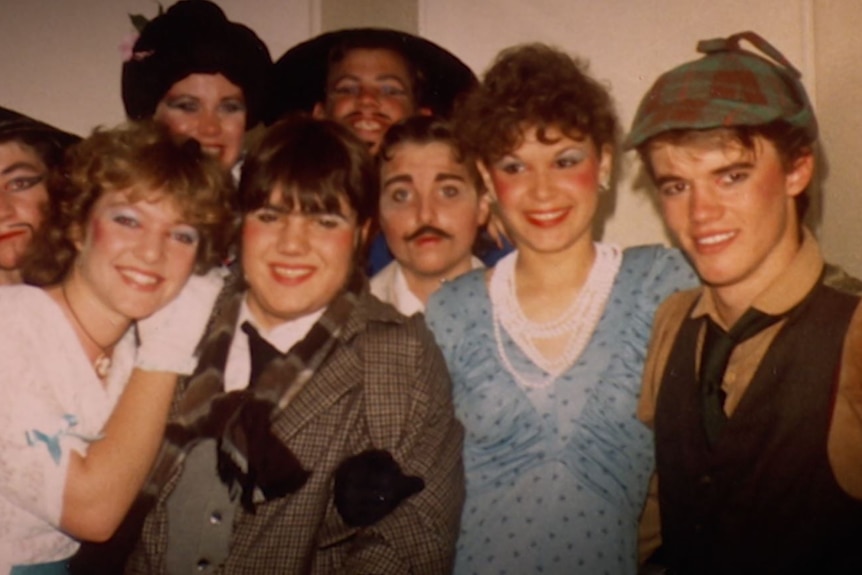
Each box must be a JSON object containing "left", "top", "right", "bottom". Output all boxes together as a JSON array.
[{"left": 88, "top": 217, "right": 108, "bottom": 246}]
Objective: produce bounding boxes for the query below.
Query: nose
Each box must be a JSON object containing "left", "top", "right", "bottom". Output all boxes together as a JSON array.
[
  {"left": 357, "top": 85, "right": 380, "bottom": 108},
  {"left": 136, "top": 229, "right": 167, "bottom": 264},
  {"left": 275, "top": 217, "right": 309, "bottom": 254},
  {"left": 197, "top": 109, "right": 222, "bottom": 137},
  {"left": 416, "top": 194, "right": 437, "bottom": 225},
  {"left": 529, "top": 168, "right": 554, "bottom": 201},
  {"left": 0, "top": 192, "right": 14, "bottom": 219},
  {"left": 689, "top": 185, "right": 723, "bottom": 224}
]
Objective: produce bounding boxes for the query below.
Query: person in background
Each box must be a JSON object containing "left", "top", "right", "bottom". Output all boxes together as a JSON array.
[
  {"left": 267, "top": 27, "right": 487, "bottom": 273},
  {"left": 127, "top": 116, "right": 464, "bottom": 574},
  {"left": 630, "top": 31, "right": 862, "bottom": 574},
  {"left": 424, "top": 44, "right": 697, "bottom": 575},
  {"left": 121, "top": 0, "right": 271, "bottom": 178},
  {"left": 0, "top": 106, "right": 79, "bottom": 285},
  {"left": 372, "top": 115, "right": 490, "bottom": 315},
  {"left": 0, "top": 120, "right": 232, "bottom": 575}
]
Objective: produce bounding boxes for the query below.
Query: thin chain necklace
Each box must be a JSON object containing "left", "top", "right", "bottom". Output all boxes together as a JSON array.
[
  {"left": 490, "top": 243, "right": 622, "bottom": 389},
  {"left": 61, "top": 282, "right": 113, "bottom": 379}
]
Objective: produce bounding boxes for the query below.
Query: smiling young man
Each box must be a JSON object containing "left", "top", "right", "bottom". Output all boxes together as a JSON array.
[
  {"left": 371, "top": 116, "right": 489, "bottom": 315},
  {"left": 627, "top": 32, "right": 862, "bottom": 573}
]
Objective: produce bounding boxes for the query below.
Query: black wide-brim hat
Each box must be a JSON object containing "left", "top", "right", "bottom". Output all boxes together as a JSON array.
[
  {"left": 266, "top": 27, "right": 477, "bottom": 124},
  {"left": 122, "top": 0, "right": 272, "bottom": 128},
  {"left": 0, "top": 106, "right": 80, "bottom": 152}
]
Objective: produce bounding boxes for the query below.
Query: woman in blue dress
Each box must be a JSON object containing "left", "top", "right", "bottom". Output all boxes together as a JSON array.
[{"left": 425, "top": 44, "right": 697, "bottom": 575}]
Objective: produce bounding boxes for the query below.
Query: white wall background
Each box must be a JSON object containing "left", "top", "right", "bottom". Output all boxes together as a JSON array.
[{"left": 3, "top": 0, "right": 860, "bottom": 275}]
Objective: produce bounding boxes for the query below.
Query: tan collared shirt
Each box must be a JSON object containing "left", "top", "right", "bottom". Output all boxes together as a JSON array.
[{"left": 637, "top": 229, "right": 862, "bottom": 560}]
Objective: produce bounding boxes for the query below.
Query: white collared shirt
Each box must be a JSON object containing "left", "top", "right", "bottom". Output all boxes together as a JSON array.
[
  {"left": 222, "top": 297, "right": 324, "bottom": 392},
  {"left": 370, "top": 257, "right": 484, "bottom": 316}
]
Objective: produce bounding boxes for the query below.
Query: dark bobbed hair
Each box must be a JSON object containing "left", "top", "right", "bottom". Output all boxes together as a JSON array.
[
  {"left": 455, "top": 43, "right": 619, "bottom": 164},
  {"left": 378, "top": 115, "right": 485, "bottom": 194},
  {"left": 122, "top": 0, "right": 272, "bottom": 128},
  {"left": 22, "top": 121, "right": 234, "bottom": 286},
  {"left": 637, "top": 121, "right": 815, "bottom": 220},
  {"left": 239, "top": 114, "right": 378, "bottom": 227}
]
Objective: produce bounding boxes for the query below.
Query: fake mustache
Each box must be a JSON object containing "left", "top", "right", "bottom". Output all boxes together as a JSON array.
[{"left": 405, "top": 225, "right": 453, "bottom": 242}]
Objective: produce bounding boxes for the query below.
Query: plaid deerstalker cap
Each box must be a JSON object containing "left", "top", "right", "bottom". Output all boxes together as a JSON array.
[{"left": 625, "top": 31, "right": 817, "bottom": 149}]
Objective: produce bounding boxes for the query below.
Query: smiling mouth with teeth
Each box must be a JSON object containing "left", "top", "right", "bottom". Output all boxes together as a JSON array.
[
  {"left": 121, "top": 269, "right": 159, "bottom": 286},
  {"left": 697, "top": 231, "right": 736, "bottom": 246}
]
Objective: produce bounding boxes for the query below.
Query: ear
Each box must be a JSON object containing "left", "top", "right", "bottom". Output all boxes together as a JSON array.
[
  {"left": 417, "top": 107, "right": 432, "bottom": 117},
  {"left": 357, "top": 220, "right": 372, "bottom": 248},
  {"left": 476, "top": 192, "right": 492, "bottom": 226},
  {"left": 312, "top": 102, "right": 327, "bottom": 120},
  {"left": 785, "top": 152, "right": 814, "bottom": 198},
  {"left": 69, "top": 222, "right": 85, "bottom": 252},
  {"left": 598, "top": 144, "right": 614, "bottom": 189},
  {"left": 476, "top": 160, "right": 497, "bottom": 203}
]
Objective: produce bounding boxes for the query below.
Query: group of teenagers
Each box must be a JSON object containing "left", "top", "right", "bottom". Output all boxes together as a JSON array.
[{"left": 1, "top": 0, "right": 861, "bottom": 574}]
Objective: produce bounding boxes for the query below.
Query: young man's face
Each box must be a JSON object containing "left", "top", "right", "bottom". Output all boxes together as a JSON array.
[
  {"left": 379, "top": 141, "right": 488, "bottom": 284},
  {"left": 313, "top": 48, "right": 420, "bottom": 154},
  {"left": 648, "top": 132, "right": 813, "bottom": 303}
]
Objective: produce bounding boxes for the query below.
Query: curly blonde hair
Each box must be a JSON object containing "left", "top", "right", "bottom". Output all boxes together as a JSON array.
[{"left": 23, "top": 120, "right": 234, "bottom": 285}]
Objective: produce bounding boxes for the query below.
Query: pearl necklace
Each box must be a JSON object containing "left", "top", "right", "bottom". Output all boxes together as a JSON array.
[
  {"left": 489, "top": 243, "right": 622, "bottom": 389},
  {"left": 61, "top": 283, "right": 113, "bottom": 379}
]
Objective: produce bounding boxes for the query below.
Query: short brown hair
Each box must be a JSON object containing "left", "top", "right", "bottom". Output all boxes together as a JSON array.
[
  {"left": 239, "top": 114, "right": 378, "bottom": 226},
  {"left": 378, "top": 115, "right": 485, "bottom": 194},
  {"left": 455, "top": 43, "right": 619, "bottom": 163},
  {"left": 23, "top": 120, "right": 234, "bottom": 286}
]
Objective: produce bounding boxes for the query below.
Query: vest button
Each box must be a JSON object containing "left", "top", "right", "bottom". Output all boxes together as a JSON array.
[
  {"left": 196, "top": 559, "right": 211, "bottom": 571},
  {"left": 699, "top": 474, "right": 713, "bottom": 485},
  {"left": 209, "top": 511, "right": 223, "bottom": 525}
]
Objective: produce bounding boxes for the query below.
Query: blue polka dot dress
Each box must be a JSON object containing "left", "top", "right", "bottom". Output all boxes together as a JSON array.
[{"left": 426, "top": 245, "right": 697, "bottom": 575}]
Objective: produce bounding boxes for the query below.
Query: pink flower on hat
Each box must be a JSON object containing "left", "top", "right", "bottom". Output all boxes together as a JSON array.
[{"left": 119, "top": 32, "right": 140, "bottom": 62}]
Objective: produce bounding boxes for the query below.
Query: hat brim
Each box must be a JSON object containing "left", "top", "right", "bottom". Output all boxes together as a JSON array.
[
  {"left": 266, "top": 28, "right": 476, "bottom": 124},
  {"left": 0, "top": 106, "right": 80, "bottom": 150}
]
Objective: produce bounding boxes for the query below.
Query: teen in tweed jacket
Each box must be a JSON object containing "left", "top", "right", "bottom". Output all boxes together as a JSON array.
[{"left": 125, "top": 116, "right": 464, "bottom": 574}]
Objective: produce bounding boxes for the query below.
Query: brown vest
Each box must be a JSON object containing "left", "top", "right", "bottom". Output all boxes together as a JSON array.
[{"left": 655, "top": 282, "right": 862, "bottom": 574}]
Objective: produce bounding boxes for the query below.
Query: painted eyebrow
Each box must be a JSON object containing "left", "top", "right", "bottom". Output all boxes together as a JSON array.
[
  {"left": 382, "top": 174, "right": 414, "bottom": 188},
  {"left": 434, "top": 173, "right": 467, "bottom": 183},
  {"left": 653, "top": 161, "right": 755, "bottom": 187},
  {"left": 1, "top": 161, "right": 43, "bottom": 176},
  {"left": 331, "top": 73, "right": 409, "bottom": 87}
]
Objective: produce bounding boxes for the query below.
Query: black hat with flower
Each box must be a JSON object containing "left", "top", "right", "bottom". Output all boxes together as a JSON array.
[{"left": 121, "top": 0, "right": 272, "bottom": 129}]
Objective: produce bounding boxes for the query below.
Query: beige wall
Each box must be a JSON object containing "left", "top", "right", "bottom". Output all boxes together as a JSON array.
[{"left": 3, "top": 0, "right": 860, "bottom": 275}]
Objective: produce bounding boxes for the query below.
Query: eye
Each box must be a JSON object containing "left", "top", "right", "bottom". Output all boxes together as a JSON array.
[
  {"left": 720, "top": 170, "right": 749, "bottom": 186},
  {"left": 440, "top": 185, "right": 461, "bottom": 199},
  {"left": 314, "top": 214, "right": 345, "bottom": 229},
  {"left": 388, "top": 187, "right": 411, "bottom": 203},
  {"left": 4, "top": 174, "right": 45, "bottom": 192},
  {"left": 659, "top": 181, "right": 689, "bottom": 197},
  {"left": 255, "top": 208, "right": 279, "bottom": 223},
  {"left": 112, "top": 212, "right": 141, "bottom": 228},
  {"left": 166, "top": 98, "right": 199, "bottom": 113},
  {"left": 219, "top": 98, "right": 246, "bottom": 115},
  {"left": 332, "top": 82, "right": 360, "bottom": 96},
  {"left": 380, "top": 84, "right": 407, "bottom": 97},
  {"left": 555, "top": 152, "right": 584, "bottom": 168},
  {"left": 495, "top": 157, "right": 524, "bottom": 175},
  {"left": 170, "top": 226, "right": 200, "bottom": 246}
]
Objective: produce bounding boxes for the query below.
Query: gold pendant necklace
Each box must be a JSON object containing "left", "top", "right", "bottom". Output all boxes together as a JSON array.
[{"left": 61, "top": 282, "right": 113, "bottom": 379}]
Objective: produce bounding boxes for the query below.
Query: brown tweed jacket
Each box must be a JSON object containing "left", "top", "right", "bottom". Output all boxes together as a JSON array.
[{"left": 126, "top": 289, "right": 464, "bottom": 574}]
